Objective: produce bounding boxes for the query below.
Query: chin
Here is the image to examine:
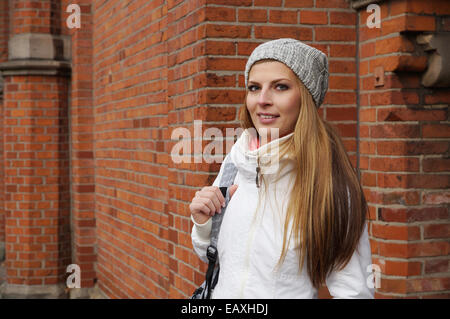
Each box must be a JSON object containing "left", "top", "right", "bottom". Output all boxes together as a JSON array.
[{"left": 256, "top": 127, "right": 281, "bottom": 139}]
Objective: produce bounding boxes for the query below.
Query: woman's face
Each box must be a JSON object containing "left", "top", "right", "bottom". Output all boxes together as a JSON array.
[{"left": 246, "top": 61, "right": 301, "bottom": 145}]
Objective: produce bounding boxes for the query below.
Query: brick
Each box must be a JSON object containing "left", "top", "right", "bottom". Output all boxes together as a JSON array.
[
  {"left": 329, "top": 11, "right": 355, "bottom": 25},
  {"left": 323, "top": 92, "right": 356, "bottom": 105},
  {"left": 238, "top": 9, "right": 267, "bottom": 22},
  {"left": 371, "top": 223, "right": 421, "bottom": 240},
  {"left": 423, "top": 158, "right": 450, "bottom": 172},
  {"left": 381, "top": 173, "right": 449, "bottom": 189},
  {"left": 328, "top": 75, "right": 357, "bottom": 90},
  {"left": 383, "top": 260, "right": 422, "bottom": 276},
  {"left": 326, "top": 107, "right": 357, "bottom": 121},
  {"left": 204, "top": 40, "right": 235, "bottom": 56},
  {"left": 377, "top": 241, "right": 446, "bottom": 259},
  {"left": 370, "top": 91, "right": 419, "bottom": 106},
  {"left": 316, "top": 0, "right": 351, "bottom": 8},
  {"left": 390, "top": 0, "right": 450, "bottom": 16},
  {"left": 254, "top": 26, "right": 313, "bottom": 40},
  {"left": 316, "top": 27, "right": 355, "bottom": 41},
  {"left": 359, "top": 141, "right": 376, "bottom": 155},
  {"left": 370, "top": 124, "right": 420, "bottom": 138},
  {"left": 375, "top": 36, "right": 415, "bottom": 55},
  {"left": 382, "top": 15, "right": 436, "bottom": 35},
  {"left": 424, "top": 90, "right": 450, "bottom": 104},
  {"left": 328, "top": 60, "right": 356, "bottom": 74},
  {"left": 423, "top": 224, "right": 450, "bottom": 239},
  {"left": 300, "top": 11, "right": 328, "bottom": 25},
  {"left": 205, "top": 6, "right": 235, "bottom": 22},
  {"left": 422, "top": 124, "right": 450, "bottom": 138},
  {"left": 206, "top": 57, "right": 247, "bottom": 71},
  {"left": 377, "top": 141, "right": 449, "bottom": 156},
  {"left": 424, "top": 259, "right": 449, "bottom": 274},
  {"left": 378, "top": 207, "right": 449, "bottom": 223},
  {"left": 361, "top": 172, "right": 376, "bottom": 187},
  {"left": 360, "top": 42, "right": 375, "bottom": 59},
  {"left": 408, "top": 242, "right": 449, "bottom": 258},
  {"left": 285, "top": 0, "right": 314, "bottom": 8},
  {"left": 208, "top": 0, "right": 252, "bottom": 5},
  {"left": 378, "top": 278, "right": 407, "bottom": 294},
  {"left": 376, "top": 190, "right": 420, "bottom": 206},
  {"left": 194, "top": 106, "right": 236, "bottom": 121},
  {"left": 370, "top": 157, "right": 420, "bottom": 172},
  {"left": 269, "top": 10, "right": 298, "bottom": 24},
  {"left": 236, "top": 44, "right": 257, "bottom": 58},
  {"left": 370, "top": 55, "right": 427, "bottom": 74},
  {"left": 406, "top": 277, "right": 450, "bottom": 293},
  {"left": 205, "top": 24, "right": 251, "bottom": 38},
  {"left": 422, "top": 191, "right": 450, "bottom": 205},
  {"left": 377, "top": 108, "right": 447, "bottom": 122},
  {"left": 382, "top": 73, "right": 421, "bottom": 89},
  {"left": 359, "top": 108, "right": 376, "bottom": 122},
  {"left": 332, "top": 123, "right": 356, "bottom": 137},
  {"left": 198, "top": 88, "right": 245, "bottom": 104},
  {"left": 329, "top": 44, "right": 355, "bottom": 57}
]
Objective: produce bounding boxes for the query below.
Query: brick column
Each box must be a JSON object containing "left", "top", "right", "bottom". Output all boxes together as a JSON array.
[
  {"left": 66, "top": 0, "right": 97, "bottom": 299},
  {"left": 0, "top": 0, "right": 10, "bottom": 263},
  {"left": 0, "top": 0, "right": 71, "bottom": 298},
  {"left": 353, "top": 0, "right": 450, "bottom": 298}
]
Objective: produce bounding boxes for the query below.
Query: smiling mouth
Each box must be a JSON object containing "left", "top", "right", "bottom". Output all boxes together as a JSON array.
[{"left": 258, "top": 113, "right": 280, "bottom": 119}]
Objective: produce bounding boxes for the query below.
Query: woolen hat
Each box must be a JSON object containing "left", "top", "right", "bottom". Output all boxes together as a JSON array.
[{"left": 245, "top": 38, "right": 329, "bottom": 108}]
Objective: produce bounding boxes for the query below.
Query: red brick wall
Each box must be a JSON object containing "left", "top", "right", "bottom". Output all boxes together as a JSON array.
[
  {"left": 1, "top": 0, "right": 448, "bottom": 299},
  {"left": 3, "top": 75, "right": 71, "bottom": 286},
  {"left": 10, "top": 0, "right": 63, "bottom": 35},
  {"left": 92, "top": 0, "right": 449, "bottom": 299},
  {"left": 91, "top": 0, "right": 361, "bottom": 298},
  {"left": 358, "top": 0, "right": 450, "bottom": 298},
  {"left": 93, "top": 0, "right": 170, "bottom": 298},
  {"left": 1, "top": 0, "right": 73, "bottom": 292}
]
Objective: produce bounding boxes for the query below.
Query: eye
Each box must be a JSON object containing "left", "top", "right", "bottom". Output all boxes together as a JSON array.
[
  {"left": 247, "top": 84, "right": 259, "bottom": 92},
  {"left": 275, "top": 83, "right": 289, "bottom": 91}
]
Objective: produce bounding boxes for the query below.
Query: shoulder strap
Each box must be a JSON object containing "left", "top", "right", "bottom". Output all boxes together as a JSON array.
[
  {"left": 203, "top": 157, "right": 237, "bottom": 299},
  {"left": 210, "top": 158, "right": 238, "bottom": 248}
]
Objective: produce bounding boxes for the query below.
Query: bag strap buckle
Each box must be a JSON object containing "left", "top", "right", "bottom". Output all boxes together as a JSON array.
[{"left": 206, "top": 245, "right": 218, "bottom": 264}]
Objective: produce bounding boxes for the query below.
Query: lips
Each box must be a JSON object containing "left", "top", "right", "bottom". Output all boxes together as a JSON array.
[
  {"left": 257, "top": 112, "right": 279, "bottom": 124},
  {"left": 257, "top": 113, "right": 280, "bottom": 119}
]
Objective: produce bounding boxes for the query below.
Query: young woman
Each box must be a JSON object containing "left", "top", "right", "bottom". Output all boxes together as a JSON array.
[{"left": 190, "top": 38, "right": 374, "bottom": 298}]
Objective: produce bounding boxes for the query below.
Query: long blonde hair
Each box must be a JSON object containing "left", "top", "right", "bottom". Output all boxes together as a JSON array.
[{"left": 239, "top": 75, "right": 367, "bottom": 289}]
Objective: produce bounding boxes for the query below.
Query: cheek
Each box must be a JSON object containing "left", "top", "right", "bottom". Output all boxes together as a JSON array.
[
  {"left": 281, "top": 95, "right": 300, "bottom": 116},
  {"left": 246, "top": 97, "right": 257, "bottom": 114},
  {"left": 282, "top": 96, "right": 300, "bottom": 127}
]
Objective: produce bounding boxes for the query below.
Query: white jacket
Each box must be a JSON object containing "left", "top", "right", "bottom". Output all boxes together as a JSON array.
[{"left": 191, "top": 129, "right": 374, "bottom": 299}]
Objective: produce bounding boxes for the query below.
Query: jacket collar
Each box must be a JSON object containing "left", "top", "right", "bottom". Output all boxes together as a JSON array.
[{"left": 230, "top": 129, "right": 295, "bottom": 184}]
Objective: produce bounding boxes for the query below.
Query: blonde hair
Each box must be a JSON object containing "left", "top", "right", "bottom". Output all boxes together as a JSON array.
[{"left": 239, "top": 72, "right": 367, "bottom": 289}]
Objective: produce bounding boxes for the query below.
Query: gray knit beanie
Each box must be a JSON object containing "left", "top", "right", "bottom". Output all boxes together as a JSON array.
[{"left": 245, "top": 38, "right": 329, "bottom": 108}]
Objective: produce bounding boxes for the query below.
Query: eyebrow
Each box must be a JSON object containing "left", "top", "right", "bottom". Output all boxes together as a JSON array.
[{"left": 247, "top": 78, "right": 291, "bottom": 84}]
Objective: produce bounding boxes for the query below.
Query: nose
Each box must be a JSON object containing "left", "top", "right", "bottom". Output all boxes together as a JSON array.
[{"left": 257, "top": 87, "right": 272, "bottom": 106}]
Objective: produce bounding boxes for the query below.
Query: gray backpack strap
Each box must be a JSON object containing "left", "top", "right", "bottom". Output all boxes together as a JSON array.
[
  {"left": 210, "top": 159, "right": 238, "bottom": 248},
  {"left": 200, "top": 157, "right": 238, "bottom": 299}
]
